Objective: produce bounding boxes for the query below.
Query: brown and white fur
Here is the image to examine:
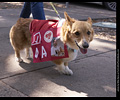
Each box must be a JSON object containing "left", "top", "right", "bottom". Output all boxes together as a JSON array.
[{"left": 9, "top": 12, "right": 94, "bottom": 75}]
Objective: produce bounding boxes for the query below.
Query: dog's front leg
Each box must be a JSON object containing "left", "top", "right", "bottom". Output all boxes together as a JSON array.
[{"left": 57, "top": 62, "right": 73, "bottom": 75}]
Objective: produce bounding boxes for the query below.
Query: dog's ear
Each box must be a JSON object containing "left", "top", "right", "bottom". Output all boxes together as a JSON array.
[
  {"left": 64, "top": 12, "right": 75, "bottom": 26},
  {"left": 87, "top": 17, "right": 92, "bottom": 26}
]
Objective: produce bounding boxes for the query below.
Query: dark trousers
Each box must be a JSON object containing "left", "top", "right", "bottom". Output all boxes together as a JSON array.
[{"left": 20, "top": 2, "right": 45, "bottom": 20}]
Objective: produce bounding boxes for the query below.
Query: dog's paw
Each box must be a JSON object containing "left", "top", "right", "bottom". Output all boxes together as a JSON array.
[
  {"left": 15, "top": 57, "right": 23, "bottom": 63},
  {"left": 58, "top": 66, "right": 73, "bottom": 75},
  {"left": 26, "top": 54, "right": 30, "bottom": 59},
  {"left": 65, "top": 66, "right": 73, "bottom": 75}
]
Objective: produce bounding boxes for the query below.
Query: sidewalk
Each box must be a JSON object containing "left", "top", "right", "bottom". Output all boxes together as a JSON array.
[{"left": 0, "top": 3, "right": 116, "bottom": 97}]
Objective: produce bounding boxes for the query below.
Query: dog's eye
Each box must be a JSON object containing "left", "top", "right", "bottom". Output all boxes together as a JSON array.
[
  {"left": 75, "top": 32, "right": 80, "bottom": 36},
  {"left": 87, "top": 31, "right": 91, "bottom": 35}
]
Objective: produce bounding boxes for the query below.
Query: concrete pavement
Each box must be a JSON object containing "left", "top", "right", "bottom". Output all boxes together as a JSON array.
[{"left": 0, "top": 3, "right": 116, "bottom": 97}]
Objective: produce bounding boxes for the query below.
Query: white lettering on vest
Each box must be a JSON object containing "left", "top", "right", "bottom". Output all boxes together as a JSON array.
[
  {"left": 32, "top": 32, "right": 41, "bottom": 45},
  {"left": 41, "top": 46, "right": 47, "bottom": 58},
  {"left": 35, "top": 47, "right": 39, "bottom": 58},
  {"left": 44, "top": 31, "right": 53, "bottom": 43}
]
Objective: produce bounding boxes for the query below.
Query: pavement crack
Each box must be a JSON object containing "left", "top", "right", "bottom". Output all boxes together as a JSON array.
[
  {"left": 0, "top": 65, "right": 54, "bottom": 80},
  {"left": 0, "top": 80, "right": 29, "bottom": 97}
]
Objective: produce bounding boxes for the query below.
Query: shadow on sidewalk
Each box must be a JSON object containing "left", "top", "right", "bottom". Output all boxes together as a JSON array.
[{"left": 1, "top": 36, "right": 116, "bottom": 97}]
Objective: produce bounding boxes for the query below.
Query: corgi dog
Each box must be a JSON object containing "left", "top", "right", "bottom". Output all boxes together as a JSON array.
[{"left": 9, "top": 12, "right": 94, "bottom": 75}]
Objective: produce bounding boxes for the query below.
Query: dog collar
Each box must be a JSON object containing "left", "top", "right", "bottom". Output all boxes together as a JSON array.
[
  {"left": 67, "top": 46, "right": 77, "bottom": 52},
  {"left": 56, "top": 35, "right": 77, "bottom": 53}
]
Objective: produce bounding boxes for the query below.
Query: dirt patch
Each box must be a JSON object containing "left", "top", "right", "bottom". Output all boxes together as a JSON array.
[{"left": 93, "top": 18, "right": 116, "bottom": 42}]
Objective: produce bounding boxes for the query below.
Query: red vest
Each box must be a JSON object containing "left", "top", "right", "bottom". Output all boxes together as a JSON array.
[{"left": 30, "top": 19, "right": 69, "bottom": 63}]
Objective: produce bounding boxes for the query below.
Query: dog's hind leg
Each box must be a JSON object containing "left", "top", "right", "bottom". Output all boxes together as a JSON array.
[
  {"left": 25, "top": 47, "right": 30, "bottom": 58},
  {"left": 15, "top": 49, "right": 23, "bottom": 62}
]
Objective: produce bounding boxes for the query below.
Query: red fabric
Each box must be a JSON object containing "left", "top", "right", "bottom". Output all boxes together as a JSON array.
[{"left": 30, "top": 19, "right": 69, "bottom": 63}]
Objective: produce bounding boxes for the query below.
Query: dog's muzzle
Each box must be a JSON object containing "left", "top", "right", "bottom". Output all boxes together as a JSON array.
[
  {"left": 82, "top": 41, "right": 89, "bottom": 48},
  {"left": 75, "top": 41, "right": 88, "bottom": 54}
]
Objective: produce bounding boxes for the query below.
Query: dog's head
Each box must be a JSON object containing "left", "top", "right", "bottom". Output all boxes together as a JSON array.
[{"left": 61, "top": 12, "right": 94, "bottom": 54}]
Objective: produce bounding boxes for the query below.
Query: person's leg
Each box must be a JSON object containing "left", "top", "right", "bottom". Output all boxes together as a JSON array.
[
  {"left": 20, "top": 2, "right": 31, "bottom": 18},
  {"left": 30, "top": 2, "right": 45, "bottom": 20}
]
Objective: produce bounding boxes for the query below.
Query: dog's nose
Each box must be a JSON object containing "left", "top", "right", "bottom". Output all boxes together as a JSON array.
[{"left": 82, "top": 42, "right": 89, "bottom": 48}]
